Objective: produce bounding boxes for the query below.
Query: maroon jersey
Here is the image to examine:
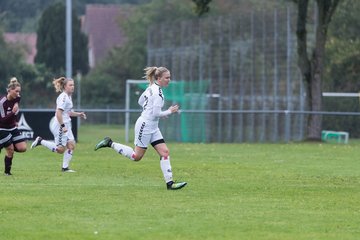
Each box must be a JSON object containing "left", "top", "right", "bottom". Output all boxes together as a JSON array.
[{"left": 0, "top": 95, "right": 21, "bottom": 129}]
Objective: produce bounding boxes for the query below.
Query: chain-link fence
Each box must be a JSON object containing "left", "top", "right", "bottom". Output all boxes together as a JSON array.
[
  {"left": 24, "top": 6, "right": 360, "bottom": 143},
  {"left": 146, "top": 7, "right": 311, "bottom": 142}
]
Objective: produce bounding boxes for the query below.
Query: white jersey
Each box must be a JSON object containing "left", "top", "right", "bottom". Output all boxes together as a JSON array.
[
  {"left": 138, "top": 83, "right": 171, "bottom": 122},
  {"left": 55, "top": 92, "right": 73, "bottom": 124}
]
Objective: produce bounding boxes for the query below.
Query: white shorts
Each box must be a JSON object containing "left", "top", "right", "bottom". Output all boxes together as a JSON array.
[
  {"left": 134, "top": 116, "right": 163, "bottom": 148},
  {"left": 50, "top": 121, "right": 75, "bottom": 147}
]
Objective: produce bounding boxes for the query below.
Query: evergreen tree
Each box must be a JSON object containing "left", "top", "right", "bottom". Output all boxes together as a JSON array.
[{"left": 35, "top": 2, "right": 89, "bottom": 75}]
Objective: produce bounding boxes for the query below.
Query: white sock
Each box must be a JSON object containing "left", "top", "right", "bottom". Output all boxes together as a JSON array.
[
  {"left": 112, "top": 142, "right": 135, "bottom": 160},
  {"left": 41, "top": 140, "right": 57, "bottom": 152},
  {"left": 62, "top": 149, "right": 73, "bottom": 169},
  {"left": 160, "top": 156, "right": 173, "bottom": 183}
]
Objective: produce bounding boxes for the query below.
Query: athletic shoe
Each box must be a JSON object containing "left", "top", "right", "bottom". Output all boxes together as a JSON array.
[
  {"left": 62, "top": 168, "right": 76, "bottom": 173},
  {"left": 31, "top": 136, "right": 43, "bottom": 149},
  {"left": 167, "top": 181, "right": 187, "bottom": 190},
  {"left": 4, "top": 172, "right": 12, "bottom": 176},
  {"left": 94, "top": 137, "right": 113, "bottom": 151}
]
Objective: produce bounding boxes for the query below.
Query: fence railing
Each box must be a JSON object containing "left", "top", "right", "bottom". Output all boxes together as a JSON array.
[{"left": 23, "top": 108, "right": 360, "bottom": 143}]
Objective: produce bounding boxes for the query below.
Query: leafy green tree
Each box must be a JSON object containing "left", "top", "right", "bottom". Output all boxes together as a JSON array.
[
  {"left": 0, "top": 0, "right": 52, "bottom": 32},
  {"left": 0, "top": 28, "right": 55, "bottom": 107},
  {"left": 191, "top": 0, "right": 287, "bottom": 16},
  {"left": 81, "top": 49, "right": 131, "bottom": 108},
  {"left": 192, "top": 0, "right": 211, "bottom": 16},
  {"left": 35, "top": 2, "right": 89, "bottom": 75},
  {"left": 323, "top": 0, "right": 360, "bottom": 92},
  {"left": 0, "top": 27, "right": 31, "bottom": 88}
]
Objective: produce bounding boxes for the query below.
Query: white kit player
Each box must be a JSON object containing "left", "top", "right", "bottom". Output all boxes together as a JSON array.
[
  {"left": 95, "top": 66, "right": 187, "bottom": 190},
  {"left": 31, "top": 77, "right": 87, "bottom": 172}
]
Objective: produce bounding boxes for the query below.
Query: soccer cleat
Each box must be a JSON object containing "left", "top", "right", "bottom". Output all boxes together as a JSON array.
[
  {"left": 4, "top": 172, "right": 12, "bottom": 176},
  {"left": 31, "top": 136, "right": 43, "bottom": 149},
  {"left": 94, "top": 137, "right": 113, "bottom": 151},
  {"left": 62, "top": 168, "right": 76, "bottom": 173},
  {"left": 166, "top": 181, "right": 187, "bottom": 190}
]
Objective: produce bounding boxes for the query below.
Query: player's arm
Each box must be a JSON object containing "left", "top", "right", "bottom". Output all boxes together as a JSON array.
[
  {"left": 0, "top": 103, "right": 19, "bottom": 124},
  {"left": 152, "top": 90, "right": 179, "bottom": 117},
  {"left": 69, "top": 111, "right": 87, "bottom": 119},
  {"left": 153, "top": 105, "right": 179, "bottom": 118},
  {"left": 55, "top": 108, "right": 67, "bottom": 132}
]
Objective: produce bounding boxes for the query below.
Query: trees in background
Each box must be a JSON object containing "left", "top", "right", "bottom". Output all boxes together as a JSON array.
[
  {"left": 0, "top": 0, "right": 51, "bottom": 32},
  {"left": 0, "top": 28, "right": 26, "bottom": 85},
  {"left": 1, "top": 0, "right": 358, "bottom": 114},
  {"left": 0, "top": 0, "right": 150, "bottom": 32},
  {"left": 82, "top": 0, "right": 195, "bottom": 107},
  {"left": 0, "top": 27, "right": 56, "bottom": 107},
  {"left": 0, "top": 1, "right": 90, "bottom": 108},
  {"left": 35, "top": 2, "right": 89, "bottom": 75},
  {"left": 192, "top": 0, "right": 212, "bottom": 16},
  {"left": 323, "top": 0, "right": 360, "bottom": 92}
]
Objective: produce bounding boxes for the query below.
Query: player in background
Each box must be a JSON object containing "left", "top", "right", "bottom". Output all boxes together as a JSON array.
[
  {"left": 31, "top": 77, "right": 87, "bottom": 172},
  {"left": 0, "top": 77, "right": 27, "bottom": 176},
  {"left": 94, "top": 66, "right": 187, "bottom": 190}
]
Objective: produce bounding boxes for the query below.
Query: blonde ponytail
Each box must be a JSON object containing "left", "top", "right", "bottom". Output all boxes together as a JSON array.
[
  {"left": 53, "top": 77, "right": 72, "bottom": 92},
  {"left": 143, "top": 66, "right": 170, "bottom": 85},
  {"left": 143, "top": 67, "right": 157, "bottom": 85}
]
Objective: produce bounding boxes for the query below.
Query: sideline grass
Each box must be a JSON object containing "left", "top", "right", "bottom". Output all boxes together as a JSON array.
[{"left": 1, "top": 125, "right": 360, "bottom": 239}]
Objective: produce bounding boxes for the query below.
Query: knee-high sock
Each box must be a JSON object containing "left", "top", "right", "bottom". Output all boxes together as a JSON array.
[
  {"left": 4, "top": 156, "right": 13, "bottom": 174},
  {"left": 160, "top": 156, "right": 173, "bottom": 183},
  {"left": 111, "top": 142, "right": 135, "bottom": 160},
  {"left": 41, "top": 140, "right": 57, "bottom": 152},
  {"left": 62, "top": 149, "right": 73, "bottom": 169}
]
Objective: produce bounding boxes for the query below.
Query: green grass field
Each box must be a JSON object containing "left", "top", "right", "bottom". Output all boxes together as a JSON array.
[{"left": 1, "top": 125, "right": 360, "bottom": 239}]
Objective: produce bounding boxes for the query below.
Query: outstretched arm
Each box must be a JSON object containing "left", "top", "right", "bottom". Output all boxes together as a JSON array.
[
  {"left": 153, "top": 104, "right": 179, "bottom": 118},
  {"left": 69, "top": 111, "right": 87, "bottom": 119}
]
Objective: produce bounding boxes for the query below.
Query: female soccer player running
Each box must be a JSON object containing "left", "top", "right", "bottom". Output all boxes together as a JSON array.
[
  {"left": 0, "top": 78, "right": 27, "bottom": 176},
  {"left": 31, "top": 77, "right": 86, "bottom": 172},
  {"left": 95, "top": 66, "right": 187, "bottom": 190}
]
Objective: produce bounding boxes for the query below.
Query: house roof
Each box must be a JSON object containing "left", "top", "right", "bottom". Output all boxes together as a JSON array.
[
  {"left": 83, "top": 4, "right": 132, "bottom": 67},
  {"left": 3, "top": 33, "right": 37, "bottom": 64}
]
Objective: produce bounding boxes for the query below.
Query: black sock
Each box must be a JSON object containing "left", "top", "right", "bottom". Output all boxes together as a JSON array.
[{"left": 4, "top": 156, "right": 13, "bottom": 174}]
